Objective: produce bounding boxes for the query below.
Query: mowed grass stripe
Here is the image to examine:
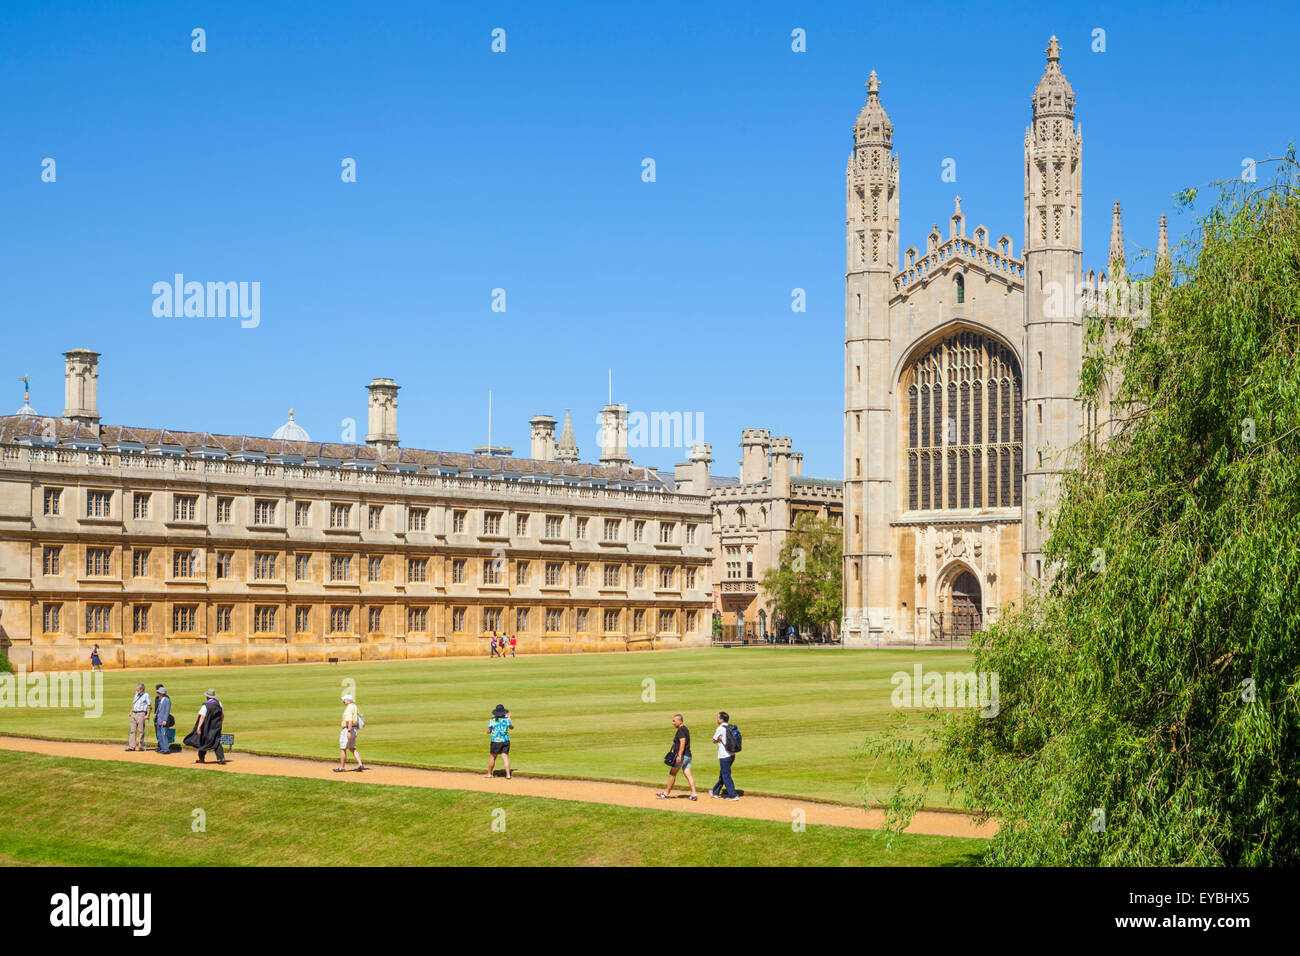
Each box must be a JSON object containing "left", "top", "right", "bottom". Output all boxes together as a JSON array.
[
  {"left": 0, "top": 752, "right": 984, "bottom": 867},
  {"left": 0, "top": 648, "right": 971, "bottom": 806}
]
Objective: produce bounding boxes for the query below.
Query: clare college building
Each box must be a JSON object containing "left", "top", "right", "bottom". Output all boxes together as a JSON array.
[
  {"left": 0, "top": 350, "right": 714, "bottom": 669},
  {"left": 841, "top": 38, "right": 1165, "bottom": 644}
]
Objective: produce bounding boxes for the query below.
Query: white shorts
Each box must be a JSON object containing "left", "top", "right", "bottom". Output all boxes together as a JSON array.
[{"left": 339, "top": 728, "right": 357, "bottom": 750}]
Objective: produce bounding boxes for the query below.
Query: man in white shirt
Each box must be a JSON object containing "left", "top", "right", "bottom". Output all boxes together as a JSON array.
[
  {"left": 710, "top": 711, "right": 740, "bottom": 800},
  {"left": 127, "top": 683, "right": 151, "bottom": 751},
  {"left": 335, "top": 693, "right": 364, "bottom": 772}
]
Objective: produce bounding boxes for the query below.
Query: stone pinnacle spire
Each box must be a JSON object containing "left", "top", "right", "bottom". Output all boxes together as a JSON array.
[
  {"left": 1109, "top": 201, "right": 1125, "bottom": 273},
  {"left": 555, "top": 408, "right": 580, "bottom": 462},
  {"left": 1156, "top": 213, "right": 1170, "bottom": 271}
]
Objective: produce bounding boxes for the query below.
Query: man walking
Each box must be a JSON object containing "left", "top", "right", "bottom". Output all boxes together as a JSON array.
[
  {"left": 335, "top": 692, "right": 365, "bottom": 772},
  {"left": 183, "top": 689, "right": 226, "bottom": 764},
  {"left": 658, "top": 713, "right": 698, "bottom": 800},
  {"left": 490, "top": 632, "right": 501, "bottom": 658},
  {"left": 127, "top": 683, "right": 150, "bottom": 751},
  {"left": 486, "top": 703, "right": 513, "bottom": 778},
  {"left": 710, "top": 711, "right": 740, "bottom": 800},
  {"left": 154, "top": 685, "right": 173, "bottom": 754}
]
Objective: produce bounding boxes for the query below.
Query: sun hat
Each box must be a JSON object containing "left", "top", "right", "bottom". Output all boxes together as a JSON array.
[
  {"left": 156, "top": 686, "right": 166, "bottom": 694},
  {"left": 342, "top": 694, "right": 355, "bottom": 703},
  {"left": 204, "top": 688, "right": 217, "bottom": 698},
  {"left": 492, "top": 704, "right": 508, "bottom": 717}
]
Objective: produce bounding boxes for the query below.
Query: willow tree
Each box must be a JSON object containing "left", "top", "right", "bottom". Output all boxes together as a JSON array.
[
  {"left": 872, "top": 156, "right": 1300, "bottom": 865},
  {"left": 761, "top": 512, "right": 843, "bottom": 637}
]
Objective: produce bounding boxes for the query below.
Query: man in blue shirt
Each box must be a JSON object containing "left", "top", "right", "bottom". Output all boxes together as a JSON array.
[{"left": 487, "top": 704, "right": 513, "bottom": 779}]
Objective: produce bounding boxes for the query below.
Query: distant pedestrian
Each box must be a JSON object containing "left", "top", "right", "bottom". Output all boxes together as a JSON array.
[
  {"left": 710, "top": 711, "right": 740, "bottom": 800},
  {"left": 508, "top": 635, "right": 517, "bottom": 658},
  {"left": 658, "top": 713, "right": 698, "bottom": 800},
  {"left": 153, "top": 685, "right": 173, "bottom": 754},
  {"left": 127, "top": 683, "right": 150, "bottom": 751},
  {"left": 90, "top": 644, "right": 102, "bottom": 671},
  {"left": 486, "top": 703, "right": 513, "bottom": 778},
  {"left": 335, "top": 693, "right": 365, "bottom": 772},
  {"left": 183, "top": 689, "right": 226, "bottom": 764},
  {"left": 490, "top": 632, "right": 502, "bottom": 658}
]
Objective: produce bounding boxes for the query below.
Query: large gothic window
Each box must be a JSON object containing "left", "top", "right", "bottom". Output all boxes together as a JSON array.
[{"left": 904, "top": 329, "right": 1022, "bottom": 511}]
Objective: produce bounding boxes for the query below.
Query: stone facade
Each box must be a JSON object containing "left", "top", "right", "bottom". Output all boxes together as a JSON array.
[
  {"left": 842, "top": 38, "right": 1161, "bottom": 644},
  {"left": 0, "top": 352, "right": 713, "bottom": 670},
  {"left": 671, "top": 432, "right": 843, "bottom": 640}
]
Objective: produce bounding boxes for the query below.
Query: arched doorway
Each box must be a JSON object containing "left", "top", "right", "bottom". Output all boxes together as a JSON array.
[{"left": 948, "top": 570, "right": 983, "bottom": 637}]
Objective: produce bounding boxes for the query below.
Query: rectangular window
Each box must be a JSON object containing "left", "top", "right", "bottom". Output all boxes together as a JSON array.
[
  {"left": 686, "top": 610, "right": 697, "bottom": 631},
  {"left": 86, "top": 547, "right": 112, "bottom": 577},
  {"left": 658, "top": 610, "right": 674, "bottom": 632},
  {"left": 603, "top": 519, "right": 621, "bottom": 542},
  {"left": 134, "top": 492, "right": 152, "bottom": 519},
  {"left": 545, "top": 608, "right": 562, "bottom": 632},
  {"left": 515, "top": 608, "right": 529, "bottom": 632},
  {"left": 173, "top": 550, "right": 197, "bottom": 578},
  {"left": 368, "top": 607, "right": 383, "bottom": 633},
  {"left": 254, "top": 499, "right": 277, "bottom": 525},
  {"left": 482, "top": 512, "right": 502, "bottom": 535},
  {"left": 43, "top": 488, "right": 61, "bottom": 516},
  {"left": 133, "top": 549, "right": 150, "bottom": 578},
  {"left": 575, "top": 608, "right": 588, "bottom": 633},
  {"left": 602, "top": 609, "right": 620, "bottom": 633},
  {"left": 295, "top": 502, "right": 311, "bottom": 527},
  {"left": 632, "top": 520, "right": 645, "bottom": 542},
  {"left": 482, "top": 607, "right": 502, "bottom": 633},
  {"left": 603, "top": 564, "right": 621, "bottom": 587},
  {"left": 43, "top": 603, "right": 62, "bottom": 633},
  {"left": 482, "top": 557, "right": 503, "bottom": 585},
  {"left": 658, "top": 566, "right": 674, "bottom": 589},
  {"left": 659, "top": 522, "right": 675, "bottom": 544},
  {"left": 295, "top": 606, "right": 311, "bottom": 633},
  {"left": 42, "top": 546, "right": 61, "bottom": 575},
  {"left": 516, "top": 514, "right": 529, "bottom": 536},
  {"left": 407, "top": 508, "right": 427, "bottom": 532},
  {"left": 576, "top": 517, "right": 589, "bottom": 540},
  {"left": 364, "top": 505, "right": 381, "bottom": 530},
  {"left": 576, "top": 563, "right": 588, "bottom": 586},
  {"left": 633, "top": 609, "right": 645, "bottom": 633},
  {"left": 545, "top": 515, "right": 563, "bottom": 539},
  {"left": 686, "top": 524, "right": 697, "bottom": 545},
  {"left": 545, "top": 562, "right": 562, "bottom": 586},
  {"left": 330, "top": 503, "right": 351, "bottom": 529},
  {"left": 452, "top": 510, "right": 466, "bottom": 533},
  {"left": 452, "top": 607, "right": 466, "bottom": 632},
  {"left": 171, "top": 605, "right": 197, "bottom": 633},
  {"left": 86, "top": 604, "right": 112, "bottom": 633},
  {"left": 685, "top": 567, "right": 697, "bottom": 589},
  {"left": 452, "top": 559, "right": 466, "bottom": 583},
  {"left": 216, "top": 497, "right": 233, "bottom": 523},
  {"left": 86, "top": 490, "right": 112, "bottom": 517},
  {"left": 216, "top": 606, "right": 232, "bottom": 633},
  {"left": 408, "top": 607, "right": 428, "bottom": 632},
  {"left": 633, "top": 565, "right": 646, "bottom": 588},
  {"left": 408, "top": 557, "right": 428, "bottom": 583},
  {"left": 367, "top": 556, "right": 382, "bottom": 582},
  {"left": 329, "top": 606, "right": 351, "bottom": 634},
  {"left": 295, "top": 554, "right": 310, "bottom": 581},
  {"left": 330, "top": 555, "right": 352, "bottom": 582},
  {"left": 253, "top": 552, "right": 276, "bottom": 580},
  {"left": 515, "top": 560, "right": 529, "bottom": 585},
  {"left": 172, "top": 494, "right": 197, "bottom": 521},
  {"left": 253, "top": 606, "right": 276, "bottom": 633}
]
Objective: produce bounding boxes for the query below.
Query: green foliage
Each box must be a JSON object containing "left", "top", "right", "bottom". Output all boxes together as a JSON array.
[
  {"left": 761, "top": 512, "right": 843, "bottom": 632},
  {"left": 0, "top": 646, "right": 11, "bottom": 674},
  {"left": 872, "top": 158, "right": 1300, "bottom": 865}
]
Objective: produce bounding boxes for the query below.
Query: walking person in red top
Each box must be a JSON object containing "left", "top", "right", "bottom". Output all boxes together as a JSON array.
[{"left": 508, "top": 634, "right": 517, "bottom": 658}]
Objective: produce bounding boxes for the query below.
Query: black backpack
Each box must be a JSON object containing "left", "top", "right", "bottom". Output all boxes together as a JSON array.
[{"left": 724, "top": 723, "right": 742, "bottom": 754}]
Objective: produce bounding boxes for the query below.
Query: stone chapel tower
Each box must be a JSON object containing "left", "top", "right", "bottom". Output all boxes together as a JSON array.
[
  {"left": 843, "top": 71, "right": 899, "bottom": 641},
  {"left": 1021, "top": 36, "right": 1084, "bottom": 584}
]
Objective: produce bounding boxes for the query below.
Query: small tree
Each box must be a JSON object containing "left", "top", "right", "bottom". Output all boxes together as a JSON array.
[{"left": 762, "top": 513, "right": 843, "bottom": 637}]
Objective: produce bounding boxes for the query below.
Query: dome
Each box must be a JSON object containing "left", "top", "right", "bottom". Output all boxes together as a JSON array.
[
  {"left": 272, "top": 409, "right": 310, "bottom": 442},
  {"left": 14, "top": 401, "right": 37, "bottom": 416}
]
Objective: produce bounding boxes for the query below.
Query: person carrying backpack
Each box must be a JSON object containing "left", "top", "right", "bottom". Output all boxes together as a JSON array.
[{"left": 710, "top": 711, "right": 741, "bottom": 800}]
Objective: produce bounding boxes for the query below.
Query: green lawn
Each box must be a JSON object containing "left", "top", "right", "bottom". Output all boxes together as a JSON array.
[
  {"left": 0, "top": 647, "right": 970, "bottom": 807},
  {"left": 0, "top": 752, "right": 984, "bottom": 866}
]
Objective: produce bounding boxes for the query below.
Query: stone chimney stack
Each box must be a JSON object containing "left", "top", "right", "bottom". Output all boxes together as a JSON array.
[
  {"left": 62, "top": 349, "right": 101, "bottom": 434},
  {"left": 599, "top": 403, "right": 632, "bottom": 466},
  {"left": 769, "top": 436, "right": 792, "bottom": 499},
  {"left": 689, "top": 442, "right": 713, "bottom": 494},
  {"left": 740, "top": 428, "right": 771, "bottom": 485},
  {"left": 792, "top": 452, "right": 804, "bottom": 477},
  {"left": 529, "top": 414, "right": 557, "bottom": 461},
  {"left": 365, "top": 378, "right": 400, "bottom": 454}
]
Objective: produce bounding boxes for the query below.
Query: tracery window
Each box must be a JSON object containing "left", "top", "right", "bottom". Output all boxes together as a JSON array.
[{"left": 904, "top": 330, "right": 1022, "bottom": 511}]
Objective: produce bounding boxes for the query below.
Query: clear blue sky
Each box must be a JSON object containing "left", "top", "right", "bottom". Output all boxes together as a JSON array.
[{"left": 2, "top": 1, "right": 1295, "bottom": 479}]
